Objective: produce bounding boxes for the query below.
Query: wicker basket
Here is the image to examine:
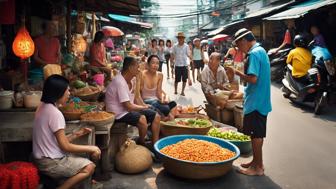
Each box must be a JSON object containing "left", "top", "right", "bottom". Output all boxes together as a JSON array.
[
  {"left": 80, "top": 112, "right": 115, "bottom": 126},
  {"left": 75, "top": 91, "right": 100, "bottom": 102},
  {"left": 61, "top": 110, "right": 83, "bottom": 121},
  {"left": 160, "top": 119, "right": 212, "bottom": 136}
]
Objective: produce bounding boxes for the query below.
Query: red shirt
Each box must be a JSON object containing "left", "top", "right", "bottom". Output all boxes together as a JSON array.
[
  {"left": 34, "top": 35, "right": 60, "bottom": 64},
  {"left": 90, "top": 42, "right": 106, "bottom": 67}
]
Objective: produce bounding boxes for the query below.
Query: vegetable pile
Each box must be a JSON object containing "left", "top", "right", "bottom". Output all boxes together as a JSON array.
[
  {"left": 164, "top": 118, "right": 211, "bottom": 128},
  {"left": 208, "top": 128, "right": 250, "bottom": 141}
]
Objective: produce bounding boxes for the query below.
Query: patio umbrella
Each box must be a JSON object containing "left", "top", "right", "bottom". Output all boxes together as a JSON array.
[
  {"left": 211, "top": 34, "right": 230, "bottom": 42},
  {"left": 102, "top": 26, "right": 124, "bottom": 37}
]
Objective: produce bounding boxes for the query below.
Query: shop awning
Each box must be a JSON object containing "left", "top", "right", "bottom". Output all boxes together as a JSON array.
[
  {"left": 108, "top": 14, "right": 153, "bottom": 29},
  {"left": 245, "top": 1, "right": 295, "bottom": 19},
  {"left": 264, "top": 0, "right": 336, "bottom": 20},
  {"left": 72, "top": 0, "right": 142, "bottom": 15},
  {"left": 207, "top": 20, "right": 244, "bottom": 36}
]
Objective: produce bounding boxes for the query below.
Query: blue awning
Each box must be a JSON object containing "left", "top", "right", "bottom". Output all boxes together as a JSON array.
[
  {"left": 108, "top": 14, "right": 153, "bottom": 28},
  {"left": 264, "top": 0, "right": 336, "bottom": 20}
]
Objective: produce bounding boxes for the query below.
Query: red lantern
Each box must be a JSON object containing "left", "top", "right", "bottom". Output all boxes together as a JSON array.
[{"left": 12, "top": 26, "right": 35, "bottom": 59}]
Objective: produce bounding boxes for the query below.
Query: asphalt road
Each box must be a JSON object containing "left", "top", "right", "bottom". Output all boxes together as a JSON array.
[{"left": 103, "top": 72, "right": 336, "bottom": 189}]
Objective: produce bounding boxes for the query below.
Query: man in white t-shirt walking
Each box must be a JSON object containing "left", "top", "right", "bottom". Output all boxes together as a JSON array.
[{"left": 171, "top": 32, "right": 192, "bottom": 96}]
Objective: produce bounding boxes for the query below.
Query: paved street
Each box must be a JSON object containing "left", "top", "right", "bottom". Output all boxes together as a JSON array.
[{"left": 103, "top": 68, "right": 336, "bottom": 189}]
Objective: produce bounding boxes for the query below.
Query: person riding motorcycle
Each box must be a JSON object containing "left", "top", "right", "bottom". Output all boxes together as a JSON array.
[{"left": 286, "top": 35, "right": 312, "bottom": 84}]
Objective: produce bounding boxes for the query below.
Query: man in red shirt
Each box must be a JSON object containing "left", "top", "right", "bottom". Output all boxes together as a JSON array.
[{"left": 33, "top": 21, "right": 61, "bottom": 66}]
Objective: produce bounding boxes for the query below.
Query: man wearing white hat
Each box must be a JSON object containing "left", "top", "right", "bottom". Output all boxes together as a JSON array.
[
  {"left": 228, "top": 28, "right": 272, "bottom": 176},
  {"left": 171, "top": 32, "right": 192, "bottom": 96}
]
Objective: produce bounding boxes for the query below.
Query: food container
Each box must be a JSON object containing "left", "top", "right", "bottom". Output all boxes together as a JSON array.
[
  {"left": 80, "top": 111, "right": 115, "bottom": 126},
  {"left": 227, "top": 140, "right": 252, "bottom": 154},
  {"left": 93, "top": 74, "right": 105, "bottom": 86},
  {"left": 233, "top": 103, "right": 244, "bottom": 131},
  {"left": 154, "top": 135, "right": 240, "bottom": 179},
  {"left": 221, "top": 109, "right": 234, "bottom": 125},
  {"left": 0, "top": 91, "right": 14, "bottom": 110},
  {"left": 14, "top": 92, "right": 24, "bottom": 107},
  {"left": 225, "top": 99, "right": 243, "bottom": 110},
  {"left": 23, "top": 91, "right": 42, "bottom": 108},
  {"left": 160, "top": 118, "right": 212, "bottom": 136}
]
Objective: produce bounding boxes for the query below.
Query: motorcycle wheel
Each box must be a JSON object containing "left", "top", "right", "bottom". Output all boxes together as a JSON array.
[
  {"left": 314, "top": 93, "right": 327, "bottom": 115},
  {"left": 282, "top": 86, "right": 290, "bottom": 98}
]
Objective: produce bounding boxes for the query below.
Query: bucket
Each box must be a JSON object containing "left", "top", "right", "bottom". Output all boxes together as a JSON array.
[
  {"left": 221, "top": 109, "right": 234, "bottom": 125},
  {"left": 23, "top": 91, "right": 42, "bottom": 108},
  {"left": 234, "top": 103, "right": 244, "bottom": 131},
  {"left": 0, "top": 91, "right": 14, "bottom": 110},
  {"left": 93, "top": 74, "right": 105, "bottom": 86}
]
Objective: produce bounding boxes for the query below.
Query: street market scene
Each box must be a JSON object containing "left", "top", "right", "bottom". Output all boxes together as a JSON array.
[{"left": 0, "top": 0, "right": 336, "bottom": 188}]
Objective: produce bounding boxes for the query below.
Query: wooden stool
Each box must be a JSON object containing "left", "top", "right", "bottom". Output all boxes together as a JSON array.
[{"left": 109, "top": 122, "right": 128, "bottom": 164}]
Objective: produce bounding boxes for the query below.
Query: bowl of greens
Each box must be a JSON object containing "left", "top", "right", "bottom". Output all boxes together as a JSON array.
[
  {"left": 160, "top": 118, "right": 212, "bottom": 136},
  {"left": 208, "top": 128, "right": 252, "bottom": 154}
]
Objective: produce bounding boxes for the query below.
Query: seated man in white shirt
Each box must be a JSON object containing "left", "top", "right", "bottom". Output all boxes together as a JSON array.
[
  {"left": 105, "top": 56, "right": 160, "bottom": 145},
  {"left": 200, "top": 52, "right": 230, "bottom": 93}
]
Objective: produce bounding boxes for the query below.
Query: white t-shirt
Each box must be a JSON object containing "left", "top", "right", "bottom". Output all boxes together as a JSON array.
[
  {"left": 33, "top": 103, "right": 66, "bottom": 159},
  {"left": 105, "top": 73, "right": 136, "bottom": 119},
  {"left": 172, "top": 43, "right": 190, "bottom": 67}
]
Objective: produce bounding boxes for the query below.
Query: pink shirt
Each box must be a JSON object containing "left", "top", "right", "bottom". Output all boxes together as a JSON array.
[
  {"left": 34, "top": 35, "right": 60, "bottom": 64},
  {"left": 32, "top": 103, "right": 65, "bottom": 159},
  {"left": 105, "top": 73, "right": 136, "bottom": 119}
]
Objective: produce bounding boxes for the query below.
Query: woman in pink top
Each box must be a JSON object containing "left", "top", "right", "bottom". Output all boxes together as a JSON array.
[
  {"left": 140, "top": 55, "right": 177, "bottom": 121},
  {"left": 32, "top": 75, "right": 101, "bottom": 189}
]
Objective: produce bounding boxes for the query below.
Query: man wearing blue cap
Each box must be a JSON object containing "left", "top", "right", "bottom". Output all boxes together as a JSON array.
[{"left": 228, "top": 28, "right": 272, "bottom": 176}]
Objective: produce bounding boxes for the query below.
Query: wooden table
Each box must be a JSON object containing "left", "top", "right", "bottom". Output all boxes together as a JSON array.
[{"left": 0, "top": 112, "right": 113, "bottom": 170}]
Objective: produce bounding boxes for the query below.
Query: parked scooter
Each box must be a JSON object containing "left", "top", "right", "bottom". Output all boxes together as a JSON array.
[
  {"left": 268, "top": 48, "right": 292, "bottom": 82},
  {"left": 281, "top": 41, "right": 335, "bottom": 114}
]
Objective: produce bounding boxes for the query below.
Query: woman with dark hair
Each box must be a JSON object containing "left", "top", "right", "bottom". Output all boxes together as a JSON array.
[
  {"left": 33, "top": 75, "right": 101, "bottom": 189},
  {"left": 140, "top": 55, "right": 177, "bottom": 121},
  {"left": 164, "top": 39, "right": 173, "bottom": 79}
]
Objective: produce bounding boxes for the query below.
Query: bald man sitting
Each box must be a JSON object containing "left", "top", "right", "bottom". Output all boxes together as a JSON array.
[{"left": 200, "top": 52, "right": 230, "bottom": 93}]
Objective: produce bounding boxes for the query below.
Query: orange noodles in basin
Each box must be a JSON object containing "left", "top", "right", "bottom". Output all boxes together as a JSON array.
[{"left": 160, "top": 139, "right": 235, "bottom": 162}]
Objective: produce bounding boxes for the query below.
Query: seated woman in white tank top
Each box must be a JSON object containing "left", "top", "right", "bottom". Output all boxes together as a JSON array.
[{"left": 140, "top": 55, "right": 177, "bottom": 121}]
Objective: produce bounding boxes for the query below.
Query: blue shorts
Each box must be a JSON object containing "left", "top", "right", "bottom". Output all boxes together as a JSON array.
[{"left": 144, "top": 99, "right": 177, "bottom": 116}]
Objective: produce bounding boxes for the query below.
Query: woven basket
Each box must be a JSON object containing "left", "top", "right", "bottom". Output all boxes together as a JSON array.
[
  {"left": 80, "top": 113, "right": 115, "bottom": 126},
  {"left": 160, "top": 119, "right": 212, "bottom": 136},
  {"left": 75, "top": 91, "right": 100, "bottom": 102},
  {"left": 61, "top": 111, "right": 82, "bottom": 121}
]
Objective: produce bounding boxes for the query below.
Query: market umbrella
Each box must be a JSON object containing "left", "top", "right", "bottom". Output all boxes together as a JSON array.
[
  {"left": 102, "top": 26, "right": 124, "bottom": 37},
  {"left": 211, "top": 34, "right": 230, "bottom": 42}
]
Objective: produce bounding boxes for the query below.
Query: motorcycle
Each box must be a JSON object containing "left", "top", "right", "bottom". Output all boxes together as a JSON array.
[
  {"left": 281, "top": 45, "right": 335, "bottom": 115},
  {"left": 268, "top": 48, "right": 292, "bottom": 82}
]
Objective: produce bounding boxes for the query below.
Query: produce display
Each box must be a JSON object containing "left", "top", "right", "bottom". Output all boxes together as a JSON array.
[
  {"left": 176, "top": 105, "right": 200, "bottom": 114},
  {"left": 208, "top": 128, "right": 250, "bottom": 141},
  {"left": 60, "top": 100, "right": 90, "bottom": 113},
  {"left": 160, "top": 139, "right": 235, "bottom": 162},
  {"left": 163, "top": 118, "right": 211, "bottom": 128},
  {"left": 80, "top": 111, "right": 114, "bottom": 121},
  {"left": 73, "top": 86, "right": 100, "bottom": 95}
]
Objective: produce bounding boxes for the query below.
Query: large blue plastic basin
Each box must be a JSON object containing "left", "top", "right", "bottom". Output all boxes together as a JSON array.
[{"left": 154, "top": 135, "right": 240, "bottom": 179}]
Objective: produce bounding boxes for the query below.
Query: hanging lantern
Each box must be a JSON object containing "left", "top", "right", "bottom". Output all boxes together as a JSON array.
[{"left": 12, "top": 26, "right": 35, "bottom": 59}]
